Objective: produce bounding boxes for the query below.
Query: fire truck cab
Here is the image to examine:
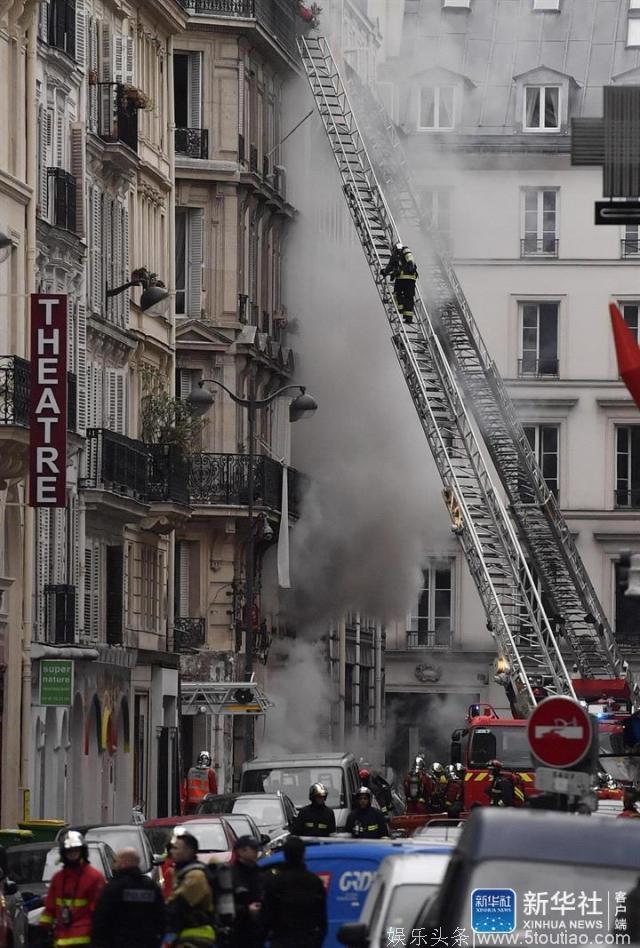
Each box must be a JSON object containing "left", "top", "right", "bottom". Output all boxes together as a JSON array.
[{"left": 450, "top": 705, "right": 537, "bottom": 809}]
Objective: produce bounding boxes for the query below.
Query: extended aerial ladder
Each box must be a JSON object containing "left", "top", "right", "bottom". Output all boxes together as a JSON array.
[
  {"left": 297, "top": 35, "right": 577, "bottom": 717},
  {"left": 343, "top": 67, "right": 633, "bottom": 693}
]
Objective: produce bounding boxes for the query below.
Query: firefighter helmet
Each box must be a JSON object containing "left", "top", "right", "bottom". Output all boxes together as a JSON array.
[
  {"left": 414, "top": 754, "right": 426, "bottom": 772},
  {"left": 359, "top": 768, "right": 371, "bottom": 781},
  {"left": 488, "top": 759, "right": 502, "bottom": 772},
  {"left": 355, "top": 786, "right": 372, "bottom": 802},
  {"left": 309, "top": 782, "right": 328, "bottom": 801},
  {"left": 454, "top": 763, "right": 464, "bottom": 777},
  {"left": 197, "top": 751, "right": 212, "bottom": 767},
  {"left": 59, "top": 830, "right": 88, "bottom": 864},
  {"left": 431, "top": 762, "right": 445, "bottom": 776},
  {"left": 394, "top": 242, "right": 404, "bottom": 251},
  {"left": 446, "top": 764, "right": 457, "bottom": 779}
]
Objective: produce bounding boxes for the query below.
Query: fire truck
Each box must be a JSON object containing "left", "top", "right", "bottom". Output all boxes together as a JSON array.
[{"left": 298, "top": 35, "right": 640, "bottom": 805}]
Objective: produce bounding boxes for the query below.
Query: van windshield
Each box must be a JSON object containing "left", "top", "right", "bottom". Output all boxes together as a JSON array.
[
  {"left": 242, "top": 767, "right": 345, "bottom": 808},
  {"left": 468, "top": 726, "right": 532, "bottom": 770}
]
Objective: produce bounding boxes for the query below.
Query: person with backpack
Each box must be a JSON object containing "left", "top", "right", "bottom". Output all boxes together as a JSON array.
[
  {"left": 163, "top": 831, "right": 215, "bottom": 948},
  {"left": 92, "top": 848, "right": 165, "bottom": 948},
  {"left": 262, "top": 837, "right": 327, "bottom": 948},
  {"left": 380, "top": 242, "right": 419, "bottom": 323}
]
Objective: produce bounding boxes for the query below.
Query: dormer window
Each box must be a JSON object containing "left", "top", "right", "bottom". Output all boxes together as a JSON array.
[
  {"left": 419, "top": 86, "right": 455, "bottom": 130},
  {"left": 524, "top": 86, "right": 560, "bottom": 130}
]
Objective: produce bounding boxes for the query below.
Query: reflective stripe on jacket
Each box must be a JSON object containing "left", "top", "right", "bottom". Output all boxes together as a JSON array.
[
  {"left": 40, "top": 862, "right": 105, "bottom": 947},
  {"left": 186, "top": 767, "right": 210, "bottom": 803},
  {"left": 166, "top": 861, "right": 215, "bottom": 947}
]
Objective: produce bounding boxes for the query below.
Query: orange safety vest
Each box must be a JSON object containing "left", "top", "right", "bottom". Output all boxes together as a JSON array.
[
  {"left": 187, "top": 766, "right": 210, "bottom": 803},
  {"left": 40, "top": 862, "right": 105, "bottom": 947}
]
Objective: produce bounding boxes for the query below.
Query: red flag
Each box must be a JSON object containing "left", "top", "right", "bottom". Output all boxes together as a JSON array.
[{"left": 610, "top": 302, "right": 640, "bottom": 410}]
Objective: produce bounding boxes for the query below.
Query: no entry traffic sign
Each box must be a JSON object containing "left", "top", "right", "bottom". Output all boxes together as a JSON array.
[{"left": 527, "top": 696, "right": 593, "bottom": 769}]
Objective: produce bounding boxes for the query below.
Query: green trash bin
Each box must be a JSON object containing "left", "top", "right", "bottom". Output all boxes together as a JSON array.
[
  {"left": 18, "top": 820, "right": 66, "bottom": 843},
  {"left": 0, "top": 829, "right": 33, "bottom": 847}
]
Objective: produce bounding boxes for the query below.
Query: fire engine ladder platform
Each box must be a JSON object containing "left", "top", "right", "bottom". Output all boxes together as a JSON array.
[
  {"left": 343, "top": 66, "right": 632, "bottom": 693},
  {"left": 181, "top": 681, "right": 274, "bottom": 716},
  {"left": 298, "top": 34, "right": 575, "bottom": 717}
]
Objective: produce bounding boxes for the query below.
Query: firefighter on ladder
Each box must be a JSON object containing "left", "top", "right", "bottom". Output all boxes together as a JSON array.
[
  {"left": 381, "top": 242, "right": 418, "bottom": 324},
  {"left": 185, "top": 752, "right": 218, "bottom": 814}
]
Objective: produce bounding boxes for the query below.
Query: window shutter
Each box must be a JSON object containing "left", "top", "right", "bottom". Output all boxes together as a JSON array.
[
  {"left": 38, "top": 106, "right": 49, "bottom": 218},
  {"left": 114, "top": 34, "right": 124, "bottom": 83},
  {"left": 125, "top": 35, "right": 134, "bottom": 85},
  {"left": 55, "top": 108, "right": 64, "bottom": 170},
  {"left": 91, "top": 186, "right": 103, "bottom": 312},
  {"left": 53, "top": 509, "right": 67, "bottom": 584},
  {"left": 70, "top": 123, "right": 85, "bottom": 237},
  {"left": 99, "top": 21, "right": 112, "bottom": 81},
  {"left": 122, "top": 202, "right": 129, "bottom": 328},
  {"left": 67, "top": 296, "right": 75, "bottom": 369},
  {"left": 39, "top": 0, "right": 50, "bottom": 42},
  {"left": 189, "top": 53, "right": 202, "bottom": 129},
  {"left": 75, "top": 0, "right": 85, "bottom": 68},
  {"left": 37, "top": 508, "right": 51, "bottom": 640},
  {"left": 178, "top": 368, "right": 198, "bottom": 400},
  {"left": 238, "top": 60, "right": 244, "bottom": 136},
  {"left": 77, "top": 302, "right": 87, "bottom": 433},
  {"left": 99, "top": 22, "right": 112, "bottom": 136},
  {"left": 103, "top": 193, "right": 112, "bottom": 310},
  {"left": 178, "top": 540, "right": 190, "bottom": 616},
  {"left": 88, "top": 17, "right": 98, "bottom": 132},
  {"left": 112, "top": 202, "right": 122, "bottom": 324},
  {"left": 83, "top": 541, "right": 101, "bottom": 641},
  {"left": 187, "top": 208, "right": 203, "bottom": 318},
  {"left": 106, "top": 368, "right": 127, "bottom": 434}
]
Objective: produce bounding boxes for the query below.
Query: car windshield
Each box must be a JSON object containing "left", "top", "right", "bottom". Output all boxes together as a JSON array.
[
  {"left": 225, "top": 816, "right": 253, "bottom": 836},
  {"left": 381, "top": 884, "right": 439, "bottom": 947},
  {"left": 177, "top": 823, "right": 228, "bottom": 852},
  {"left": 243, "top": 767, "right": 344, "bottom": 807},
  {"left": 85, "top": 828, "right": 150, "bottom": 871},
  {"left": 231, "top": 798, "right": 285, "bottom": 828},
  {"left": 199, "top": 797, "right": 235, "bottom": 815},
  {"left": 145, "top": 825, "right": 178, "bottom": 857},
  {"left": 453, "top": 861, "right": 638, "bottom": 936},
  {"left": 468, "top": 727, "right": 533, "bottom": 769},
  {"left": 7, "top": 847, "right": 49, "bottom": 884},
  {"left": 43, "top": 843, "right": 108, "bottom": 882}
]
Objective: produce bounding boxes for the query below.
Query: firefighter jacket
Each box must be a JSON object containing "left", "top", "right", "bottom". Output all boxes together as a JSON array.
[
  {"left": 293, "top": 802, "right": 336, "bottom": 837},
  {"left": 345, "top": 806, "right": 388, "bottom": 839},
  {"left": 444, "top": 778, "right": 463, "bottom": 815},
  {"left": 486, "top": 771, "right": 525, "bottom": 807},
  {"left": 186, "top": 767, "right": 217, "bottom": 806},
  {"left": 404, "top": 771, "right": 435, "bottom": 813},
  {"left": 166, "top": 861, "right": 215, "bottom": 947},
  {"left": 382, "top": 247, "right": 418, "bottom": 282},
  {"left": 40, "top": 860, "right": 105, "bottom": 948},
  {"left": 91, "top": 865, "right": 165, "bottom": 948}
]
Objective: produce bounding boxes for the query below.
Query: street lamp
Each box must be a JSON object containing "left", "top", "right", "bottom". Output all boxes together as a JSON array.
[
  {"left": 106, "top": 267, "right": 169, "bottom": 312},
  {"left": 187, "top": 372, "right": 318, "bottom": 762}
]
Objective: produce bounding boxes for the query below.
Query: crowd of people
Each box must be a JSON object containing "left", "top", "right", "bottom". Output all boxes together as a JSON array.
[{"left": 403, "top": 754, "right": 525, "bottom": 813}]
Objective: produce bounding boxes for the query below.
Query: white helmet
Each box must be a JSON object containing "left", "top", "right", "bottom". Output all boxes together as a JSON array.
[
  {"left": 61, "top": 830, "right": 84, "bottom": 849},
  {"left": 197, "top": 751, "right": 211, "bottom": 767},
  {"left": 394, "top": 241, "right": 403, "bottom": 251}
]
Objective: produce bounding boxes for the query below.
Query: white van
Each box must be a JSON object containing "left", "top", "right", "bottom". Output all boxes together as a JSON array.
[
  {"left": 337, "top": 849, "right": 452, "bottom": 947},
  {"left": 240, "top": 751, "right": 361, "bottom": 829}
]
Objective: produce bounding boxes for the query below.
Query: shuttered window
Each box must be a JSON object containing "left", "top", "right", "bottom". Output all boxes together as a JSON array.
[
  {"left": 83, "top": 539, "right": 101, "bottom": 641},
  {"left": 174, "top": 52, "right": 202, "bottom": 129},
  {"left": 106, "top": 368, "right": 127, "bottom": 434},
  {"left": 175, "top": 207, "right": 203, "bottom": 317}
]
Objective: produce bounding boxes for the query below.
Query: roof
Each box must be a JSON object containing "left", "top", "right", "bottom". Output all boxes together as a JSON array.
[
  {"left": 376, "top": 850, "right": 452, "bottom": 885},
  {"left": 202, "top": 793, "right": 284, "bottom": 800},
  {"left": 7, "top": 842, "right": 55, "bottom": 853},
  {"left": 144, "top": 815, "right": 218, "bottom": 828},
  {"left": 456, "top": 808, "right": 640, "bottom": 868},
  {"left": 247, "top": 753, "right": 353, "bottom": 764},
  {"left": 261, "top": 839, "right": 453, "bottom": 863}
]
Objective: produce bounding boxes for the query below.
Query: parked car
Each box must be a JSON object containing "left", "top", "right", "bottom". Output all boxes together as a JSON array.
[
  {"left": 0, "top": 846, "right": 28, "bottom": 948},
  {"left": 241, "top": 752, "right": 361, "bottom": 830},
  {"left": 260, "top": 837, "right": 453, "bottom": 948},
  {"left": 143, "top": 814, "right": 236, "bottom": 862},
  {"left": 197, "top": 792, "right": 296, "bottom": 843},
  {"left": 171, "top": 817, "right": 237, "bottom": 864},
  {"left": 7, "top": 842, "right": 53, "bottom": 904},
  {"left": 411, "top": 819, "right": 464, "bottom": 844},
  {"left": 337, "top": 849, "right": 451, "bottom": 947},
  {"left": 218, "top": 813, "right": 270, "bottom": 848},
  {"left": 56, "top": 824, "right": 153, "bottom": 875}
]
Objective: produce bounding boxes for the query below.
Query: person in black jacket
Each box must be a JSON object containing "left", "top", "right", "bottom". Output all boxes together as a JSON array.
[
  {"left": 262, "top": 836, "right": 327, "bottom": 948},
  {"left": 91, "top": 848, "right": 165, "bottom": 948},
  {"left": 230, "top": 836, "right": 263, "bottom": 948},
  {"left": 345, "top": 786, "right": 388, "bottom": 839},
  {"left": 293, "top": 783, "right": 336, "bottom": 837}
]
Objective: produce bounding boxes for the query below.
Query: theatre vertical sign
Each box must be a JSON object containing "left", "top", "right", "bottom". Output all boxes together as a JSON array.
[{"left": 30, "top": 294, "right": 67, "bottom": 507}]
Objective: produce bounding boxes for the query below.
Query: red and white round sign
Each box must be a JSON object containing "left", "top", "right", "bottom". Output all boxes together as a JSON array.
[{"left": 527, "top": 696, "right": 593, "bottom": 768}]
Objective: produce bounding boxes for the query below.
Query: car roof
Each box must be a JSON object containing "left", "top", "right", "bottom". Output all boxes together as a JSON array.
[
  {"left": 263, "top": 840, "right": 452, "bottom": 861},
  {"left": 376, "top": 850, "right": 451, "bottom": 882},
  {"left": 144, "top": 815, "right": 211, "bottom": 828},
  {"left": 7, "top": 842, "right": 55, "bottom": 853},
  {"left": 456, "top": 808, "right": 640, "bottom": 868},
  {"left": 247, "top": 753, "right": 351, "bottom": 764},
  {"left": 202, "top": 793, "right": 286, "bottom": 802}
]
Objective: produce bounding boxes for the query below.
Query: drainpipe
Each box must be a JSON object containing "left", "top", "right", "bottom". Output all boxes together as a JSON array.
[
  {"left": 374, "top": 620, "right": 383, "bottom": 768},
  {"left": 353, "top": 613, "right": 360, "bottom": 735},
  {"left": 338, "top": 617, "right": 346, "bottom": 747}
]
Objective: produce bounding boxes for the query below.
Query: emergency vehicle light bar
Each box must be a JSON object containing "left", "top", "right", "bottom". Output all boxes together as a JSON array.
[{"left": 181, "top": 681, "right": 274, "bottom": 716}]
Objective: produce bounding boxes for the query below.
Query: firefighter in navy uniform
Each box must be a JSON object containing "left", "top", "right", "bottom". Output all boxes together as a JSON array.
[
  {"left": 345, "top": 787, "right": 388, "bottom": 839},
  {"left": 485, "top": 759, "right": 526, "bottom": 808},
  {"left": 381, "top": 242, "right": 418, "bottom": 323},
  {"left": 293, "top": 784, "right": 336, "bottom": 837}
]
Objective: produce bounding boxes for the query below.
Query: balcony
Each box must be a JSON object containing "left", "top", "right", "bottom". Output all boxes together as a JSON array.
[
  {"left": 174, "top": 617, "right": 206, "bottom": 651},
  {"left": 406, "top": 629, "right": 452, "bottom": 649},
  {"left": 189, "top": 453, "right": 301, "bottom": 517},
  {"left": 239, "top": 133, "right": 245, "bottom": 163},
  {"left": 621, "top": 239, "right": 640, "bottom": 259},
  {"left": 80, "top": 428, "right": 150, "bottom": 525},
  {"left": 47, "top": 168, "right": 77, "bottom": 233},
  {"left": 517, "top": 357, "right": 559, "bottom": 379},
  {"left": 97, "top": 83, "right": 138, "bottom": 155},
  {"left": 177, "top": 0, "right": 298, "bottom": 64},
  {"left": 249, "top": 144, "right": 258, "bottom": 173},
  {"left": 0, "top": 357, "right": 30, "bottom": 483},
  {"left": 144, "top": 444, "right": 192, "bottom": 533},
  {"left": 520, "top": 237, "right": 559, "bottom": 258},
  {"left": 175, "top": 127, "right": 209, "bottom": 159},
  {"left": 614, "top": 489, "right": 640, "bottom": 509},
  {"left": 44, "top": 584, "right": 76, "bottom": 645}
]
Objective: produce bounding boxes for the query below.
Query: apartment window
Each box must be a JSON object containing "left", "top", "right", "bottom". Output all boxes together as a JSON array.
[
  {"left": 524, "top": 86, "right": 560, "bottom": 130},
  {"left": 421, "top": 189, "right": 452, "bottom": 245},
  {"left": 522, "top": 189, "right": 558, "bottom": 256},
  {"left": 533, "top": 0, "right": 560, "bottom": 8},
  {"left": 628, "top": 19, "right": 640, "bottom": 47},
  {"left": 615, "top": 426, "right": 640, "bottom": 507},
  {"left": 519, "top": 302, "right": 559, "bottom": 377},
  {"left": 622, "top": 225, "right": 640, "bottom": 258},
  {"left": 615, "top": 560, "right": 640, "bottom": 645},
  {"left": 175, "top": 207, "right": 204, "bottom": 317},
  {"left": 419, "top": 87, "right": 455, "bottom": 130},
  {"left": 47, "top": 0, "right": 77, "bottom": 59},
  {"left": 406, "top": 559, "right": 454, "bottom": 648},
  {"left": 442, "top": 0, "right": 471, "bottom": 7},
  {"left": 620, "top": 302, "right": 640, "bottom": 341},
  {"left": 523, "top": 425, "right": 559, "bottom": 499},
  {"left": 174, "top": 52, "right": 208, "bottom": 159},
  {"left": 140, "top": 545, "right": 160, "bottom": 633},
  {"left": 83, "top": 539, "right": 102, "bottom": 641}
]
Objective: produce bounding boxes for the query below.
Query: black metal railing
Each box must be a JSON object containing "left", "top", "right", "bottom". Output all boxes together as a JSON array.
[
  {"left": 621, "top": 239, "right": 640, "bottom": 259},
  {"left": 175, "top": 127, "right": 209, "bottom": 159},
  {"left": 238, "top": 293, "right": 249, "bottom": 323},
  {"left": 174, "top": 616, "right": 206, "bottom": 651},
  {"left": 249, "top": 144, "right": 258, "bottom": 173},
  {"left": 177, "top": 0, "right": 297, "bottom": 61},
  {"left": 67, "top": 372, "right": 77, "bottom": 431},
  {"left": 0, "top": 356, "right": 30, "bottom": 426},
  {"left": 520, "top": 237, "right": 559, "bottom": 257},
  {"left": 97, "top": 83, "right": 138, "bottom": 153},
  {"left": 146, "top": 444, "right": 190, "bottom": 505},
  {"left": 614, "top": 489, "right": 640, "bottom": 509},
  {"left": 81, "top": 428, "right": 149, "bottom": 498},
  {"left": 47, "top": 0, "right": 75, "bottom": 59},
  {"left": 47, "top": 168, "right": 77, "bottom": 232},
  {"left": 406, "top": 629, "right": 452, "bottom": 649},
  {"left": 44, "top": 584, "right": 76, "bottom": 644},
  {"left": 239, "top": 133, "right": 245, "bottom": 162},
  {"left": 189, "top": 453, "right": 300, "bottom": 516},
  {"left": 517, "top": 357, "right": 559, "bottom": 378}
]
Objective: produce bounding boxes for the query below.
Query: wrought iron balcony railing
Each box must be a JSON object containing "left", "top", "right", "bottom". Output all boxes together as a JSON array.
[
  {"left": 406, "top": 629, "right": 452, "bottom": 649},
  {"left": 146, "top": 444, "right": 190, "bottom": 505},
  {"left": 47, "top": 168, "right": 77, "bottom": 232},
  {"left": 249, "top": 144, "right": 258, "bottom": 173},
  {"left": 520, "top": 237, "right": 559, "bottom": 257},
  {"left": 81, "top": 428, "right": 149, "bottom": 499},
  {"left": 239, "top": 133, "right": 245, "bottom": 162},
  {"left": 96, "top": 83, "right": 138, "bottom": 153},
  {"left": 0, "top": 356, "right": 30, "bottom": 426},
  {"left": 174, "top": 616, "right": 206, "bottom": 651},
  {"left": 621, "top": 239, "right": 640, "bottom": 259},
  {"left": 189, "top": 453, "right": 300, "bottom": 516},
  {"left": 47, "top": 0, "right": 76, "bottom": 59},
  {"left": 175, "top": 127, "right": 209, "bottom": 159},
  {"left": 177, "top": 0, "right": 297, "bottom": 62},
  {"left": 517, "top": 357, "right": 559, "bottom": 378},
  {"left": 614, "top": 488, "right": 640, "bottom": 509},
  {"left": 44, "top": 584, "right": 76, "bottom": 644}
]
